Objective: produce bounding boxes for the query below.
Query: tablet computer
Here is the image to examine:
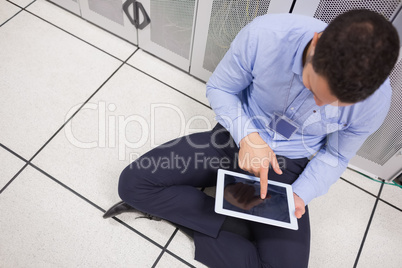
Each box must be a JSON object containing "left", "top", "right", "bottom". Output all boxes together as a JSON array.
[{"left": 215, "top": 169, "right": 298, "bottom": 230}]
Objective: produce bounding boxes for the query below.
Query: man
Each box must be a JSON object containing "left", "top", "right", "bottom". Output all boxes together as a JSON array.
[{"left": 104, "top": 9, "right": 399, "bottom": 267}]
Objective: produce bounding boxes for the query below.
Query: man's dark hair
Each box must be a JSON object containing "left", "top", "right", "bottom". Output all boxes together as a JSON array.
[{"left": 313, "top": 9, "right": 400, "bottom": 103}]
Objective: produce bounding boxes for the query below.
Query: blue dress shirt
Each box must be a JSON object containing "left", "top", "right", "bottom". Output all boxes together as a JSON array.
[{"left": 206, "top": 14, "right": 392, "bottom": 205}]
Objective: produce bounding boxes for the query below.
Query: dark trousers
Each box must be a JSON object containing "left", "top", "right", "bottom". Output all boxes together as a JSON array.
[{"left": 118, "top": 124, "right": 310, "bottom": 268}]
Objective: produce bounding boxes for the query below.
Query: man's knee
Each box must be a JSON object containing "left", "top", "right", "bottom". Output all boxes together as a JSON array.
[
  {"left": 195, "top": 231, "right": 260, "bottom": 268},
  {"left": 118, "top": 163, "right": 146, "bottom": 202}
]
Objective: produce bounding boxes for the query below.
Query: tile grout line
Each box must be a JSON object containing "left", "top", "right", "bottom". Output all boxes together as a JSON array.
[
  {"left": 151, "top": 228, "right": 196, "bottom": 268},
  {"left": 27, "top": 58, "right": 129, "bottom": 163},
  {"left": 140, "top": 49, "right": 207, "bottom": 85},
  {"left": 0, "top": 163, "right": 29, "bottom": 194},
  {"left": 49, "top": 2, "right": 213, "bottom": 111},
  {"left": 353, "top": 182, "right": 384, "bottom": 268},
  {"left": 0, "top": 143, "right": 29, "bottom": 163},
  {"left": 378, "top": 197, "right": 402, "bottom": 213},
  {"left": 0, "top": 153, "right": 194, "bottom": 266},
  {"left": 1, "top": 7, "right": 206, "bottom": 259},
  {"left": 0, "top": 143, "right": 29, "bottom": 194},
  {"left": 2, "top": 0, "right": 40, "bottom": 27},
  {"left": 339, "top": 177, "right": 377, "bottom": 198},
  {"left": 4, "top": 0, "right": 211, "bottom": 112},
  {"left": 125, "top": 62, "right": 212, "bottom": 110},
  {"left": 0, "top": 45, "right": 170, "bottom": 261},
  {"left": 164, "top": 248, "right": 197, "bottom": 268},
  {"left": 5, "top": 0, "right": 135, "bottom": 63},
  {"left": 151, "top": 229, "right": 179, "bottom": 268},
  {"left": 24, "top": 9, "right": 125, "bottom": 63},
  {"left": 1, "top": 0, "right": 30, "bottom": 27},
  {"left": 21, "top": 0, "right": 211, "bottom": 98},
  {"left": 28, "top": 161, "right": 166, "bottom": 250},
  {"left": 44, "top": 0, "right": 139, "bottom": 48},
  {"left": 340, "top": 177, "right": 402, "bottom": 212},
  {"left": 0, "top": 46, "right": 137, "bottom": 193}
]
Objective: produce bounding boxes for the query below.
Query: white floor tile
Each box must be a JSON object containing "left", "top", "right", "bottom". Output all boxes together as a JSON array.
[
  {"left": 357, "top": 202, "right": 402, "bottom": 268},
  {"left": 167, "top": 231, "right": 208, "bottom": 268},
  {"left": 0, "top": 11, "right": 121, "bottom": 159},
  {"left": 341, "top": 168, "right": 382, "bottom": 196},
  {"left": 8, "top": 0, "right": 32, "bottom": 8},
  {"left": 0, "top": 166, "right": 161, "bottom": 267},
  {"left": 32, "top": 64, "right": 215, "bottom": 245},
  {"left": 0, "top": 0, "right": 21, "bottom": 25},
  {"left": 113, "top": 213, "right": 176, "bottom": 246},
  {"left": 128, "top": 50, "right": 210, "bottom": 106},
  {"left": 0, "top": 147, "right": 25, "bottom": 188},
  {"left": 380, "top": 183, "right": 402, "bottom": 210},
  {"left": 203, "top": 186, "right": 216, "bottom": 198},
  {"left": 156, "top": 252, "right": 191, "bottom": 268},
  {"left": 308, "top": 179, "right": 376, "bottom": 268},
  {"left": 27, "top": 0, "right": 136, "bottom": 61}
]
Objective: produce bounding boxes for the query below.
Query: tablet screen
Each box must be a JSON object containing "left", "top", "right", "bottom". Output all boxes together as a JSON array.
[
  {"left": 215, "top": 169, "right": 298, "bottom": 230},
  {"left": 223, "top": 174, "right": 290, "bottom": 223}
]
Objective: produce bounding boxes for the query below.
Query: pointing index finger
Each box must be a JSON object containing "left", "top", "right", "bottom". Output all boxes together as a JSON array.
[{"left": 260, "top": 166, "right": 268, "bottom": 199}]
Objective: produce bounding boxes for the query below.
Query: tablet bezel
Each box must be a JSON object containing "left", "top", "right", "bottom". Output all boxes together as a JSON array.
[{"left": 215, "top": 169, "right": 299, "bottom": 230}]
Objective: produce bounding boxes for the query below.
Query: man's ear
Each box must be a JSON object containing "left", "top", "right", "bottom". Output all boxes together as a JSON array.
[{"left": 310, "top": 32, "right": 320, "bottom": 53}]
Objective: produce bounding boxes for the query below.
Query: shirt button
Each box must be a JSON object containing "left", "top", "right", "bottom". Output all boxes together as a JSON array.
[{"left": 290, "top": 107, "right": 294, "bottom": 110}]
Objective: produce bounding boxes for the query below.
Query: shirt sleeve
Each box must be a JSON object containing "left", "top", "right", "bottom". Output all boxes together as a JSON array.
[
  {"left": 292, "top": 102, "right": 391, "bottom": 205},
  {"left": 206, "top": 22, "right": 259, "bottom": 146}
]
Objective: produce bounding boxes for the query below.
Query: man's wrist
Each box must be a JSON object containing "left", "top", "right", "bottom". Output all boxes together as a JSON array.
[{"left": 240, "top": 132, "right": 260, "bottom": 144}]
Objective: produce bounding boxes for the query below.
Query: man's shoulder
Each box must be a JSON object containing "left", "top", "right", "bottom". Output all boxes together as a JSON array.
[
  {"left": 346, "top": 79, "right": 392, "bottom": 125},
  {"left": 358, "top": 79, "right": 392, "bottom": 110}
]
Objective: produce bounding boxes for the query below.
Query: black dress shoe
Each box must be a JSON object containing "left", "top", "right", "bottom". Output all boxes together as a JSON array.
[
  {"left": 103, "top": 201, "right": 162, "bottom": 221},
  {"left": 103, "top": 201, "right": 136, "bottom": 219}
]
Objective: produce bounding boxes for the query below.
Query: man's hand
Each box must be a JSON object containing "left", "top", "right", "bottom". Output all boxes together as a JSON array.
[
  {"left": 239, "top": 132, "right": 282, "bottom": 199},
  {"left": 293, "top": 193, "right": 305, "bottom": 219}
]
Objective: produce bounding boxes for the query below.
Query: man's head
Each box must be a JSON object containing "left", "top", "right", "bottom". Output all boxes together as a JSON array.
[{"left": 303, "top": 9, "right": 400, "bottom": 106}]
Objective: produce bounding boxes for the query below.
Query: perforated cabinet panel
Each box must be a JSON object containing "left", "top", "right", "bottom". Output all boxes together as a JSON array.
[
  {"left": 355, "top": 59, "right": 402, "bottom": 166},
  {"left": 202, "top": 0, "right": 272, "bottom": 73},
  {"left": 88, "top": 0, "right": 124, "bottom": 25},
  {"left": 150, "top": 0, "right": 195, "bottom": 60},
  {"left": 313, "top": 0, "right": 401, "bottom": 23}
]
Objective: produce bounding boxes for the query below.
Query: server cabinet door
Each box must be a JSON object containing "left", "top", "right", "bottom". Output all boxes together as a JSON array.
[
  {"left": 190, "top": 0, "right": 294, "bottom": 82},
  {"left": 49, "top": 0, "right": 81, "bottom": 15},
  {"left": 137, "top": 0, "right": 197, "bottom": 72},
  {"left": 79, "top": 0, "right": 137, "bottom": 44}
]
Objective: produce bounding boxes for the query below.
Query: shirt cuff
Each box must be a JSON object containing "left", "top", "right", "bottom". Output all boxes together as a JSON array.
[
  {"left": 292, "top": 177, "right": 316, "bottom": 205},
  {"left": 224, "top": 114, "right": 259, "bottom": 146}
]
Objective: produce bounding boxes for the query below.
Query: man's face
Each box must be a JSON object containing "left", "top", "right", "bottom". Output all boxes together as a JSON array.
[
  {"left": 302, "top": 63, "right": 342, "bottom": 106},
  {"left": 302, "top": 33, "right": 353, "bottom": 107}
]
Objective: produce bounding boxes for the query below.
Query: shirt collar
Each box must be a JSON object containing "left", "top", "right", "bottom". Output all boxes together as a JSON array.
[{"left": 292, "top": 32, "right": 315, "bottom": 76}]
